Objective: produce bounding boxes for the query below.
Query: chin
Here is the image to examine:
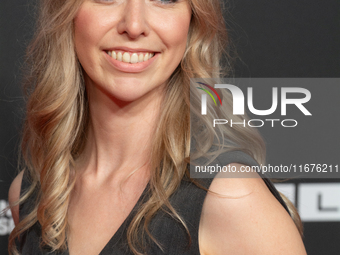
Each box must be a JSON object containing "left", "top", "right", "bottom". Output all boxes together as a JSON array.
[
  {"left": 106, "top": 79, "right": 164, "bottom": 104},
  {"left": 104, "top": 87, "right": 159, "bottom": 107},
  {"left": 112, "top": 93, "right": 145, "bottom": 104}
]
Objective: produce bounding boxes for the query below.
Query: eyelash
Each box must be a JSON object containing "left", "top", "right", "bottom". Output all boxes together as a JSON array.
[
  {"left": 95, "top": 0, "right": 178, "bottom": 4},
  {"left": 94, "top": 0, "right": 115, "bottom": 3},
  {"left": 155, "top": 0, "right": 178, "bottom": 3}
]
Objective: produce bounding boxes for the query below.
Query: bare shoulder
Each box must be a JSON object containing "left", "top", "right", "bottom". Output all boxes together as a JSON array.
[
  {"left": 8, "top": 170, "right": 24, "bottom": 226},
  {"left": 198, "top": 163, "right": 307, "bottom": 255}
]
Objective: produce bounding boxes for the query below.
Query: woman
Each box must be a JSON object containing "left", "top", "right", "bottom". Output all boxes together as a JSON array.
[{"left": 8, "top": 0, "right": 307, "bottom": 254}]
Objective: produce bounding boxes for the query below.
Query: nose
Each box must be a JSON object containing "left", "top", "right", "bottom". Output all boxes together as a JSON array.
[{"left": 117, "top": 0, "right": 150, "bottom": 39}]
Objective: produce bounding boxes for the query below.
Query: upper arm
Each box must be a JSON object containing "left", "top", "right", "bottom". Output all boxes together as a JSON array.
[
  {"left": 199, "top": 163, "right": 307, "bottom": 255},
  {"left": 8, "top": 170, "right": 24, "bottom": 226}
]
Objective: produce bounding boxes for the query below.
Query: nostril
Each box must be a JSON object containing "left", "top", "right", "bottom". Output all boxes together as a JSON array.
[{"left": 116, "top": 6, "right": 150, "bottom": 39}]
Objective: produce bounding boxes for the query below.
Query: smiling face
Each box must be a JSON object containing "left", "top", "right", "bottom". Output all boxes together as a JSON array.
[{"left": 74, "top": 0, "right": 192, "bottom": 103}]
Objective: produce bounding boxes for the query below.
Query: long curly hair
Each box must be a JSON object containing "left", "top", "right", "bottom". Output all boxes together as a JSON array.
[{"left": 8, "top": 0, "right": 302, "bottom": 254}]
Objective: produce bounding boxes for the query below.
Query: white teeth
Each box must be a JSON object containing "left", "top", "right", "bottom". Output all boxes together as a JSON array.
[
  {"left": 144, "top": 53, "right": 149, "bottom": 62},
  {"left": 117, "top": 52, "right": 122, "bottom": 61},
  {"left": 130, "top": 53, "right": 138, "bottom": 64},
  {"left": 122, "top": 52, "right": 130, "bottom": 63},
  {"left": 108, "top": 51, "right": 155, "bottom": 64},
  {"left": 138, "top": 54, "right": 144, "bottom": 63}
]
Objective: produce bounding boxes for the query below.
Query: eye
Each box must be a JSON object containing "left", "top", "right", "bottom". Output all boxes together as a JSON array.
[
  {"left": 94, "top": 0, "right": 115, "bottom": 3},
  {"left": 154, "top": 0, "right": 178, "bottom": 4}
]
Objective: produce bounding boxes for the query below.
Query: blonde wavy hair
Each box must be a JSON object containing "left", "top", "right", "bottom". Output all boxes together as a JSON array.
[{"left": 9, "top": 0, "right": 302, "bottom": 254}]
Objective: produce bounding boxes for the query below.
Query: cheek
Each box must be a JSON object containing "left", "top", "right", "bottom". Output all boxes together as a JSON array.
[
  {"left": 74, "top": 4, "right": 120, "bottom": 46},
  {"left": 74, "top": 6, "right": 111, "bottom": 59},
  {"left": 73, "top": 5, "right": 113, "bottom": 80},
  {"left": 171, "top": 18, "right": 190, "bottom": 49},
  {"left": 74, "top": 9, "right": 96, "bottom": 66},
  {"left": 154, "top": 10, "right": 191, "bottom": 53},
  {"left": 74, "top": 7, "right": 95, "bottom": 47}
]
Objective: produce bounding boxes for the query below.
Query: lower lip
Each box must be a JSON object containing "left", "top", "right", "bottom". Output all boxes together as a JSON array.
[{"left": 104, "top": 52, "right": 158, "bottom": 73}]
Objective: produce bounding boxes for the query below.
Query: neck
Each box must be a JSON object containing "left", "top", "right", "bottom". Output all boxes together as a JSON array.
[{"left": 76, "top": 79, "right": 165, "bottom": 184}]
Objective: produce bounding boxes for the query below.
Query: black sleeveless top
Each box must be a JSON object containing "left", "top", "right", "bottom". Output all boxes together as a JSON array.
[{"left": 18, "top": 151, "right": 290, "bottom": 255}]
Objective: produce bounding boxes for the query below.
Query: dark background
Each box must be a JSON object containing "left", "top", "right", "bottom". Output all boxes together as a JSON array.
[{"left": 1, "top": 0, "right": 339, "bottom": 254}]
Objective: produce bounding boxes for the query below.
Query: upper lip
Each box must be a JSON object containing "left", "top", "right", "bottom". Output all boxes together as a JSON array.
[{"left": 103, "top": 46, "right": 158, "bottom": 53}]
